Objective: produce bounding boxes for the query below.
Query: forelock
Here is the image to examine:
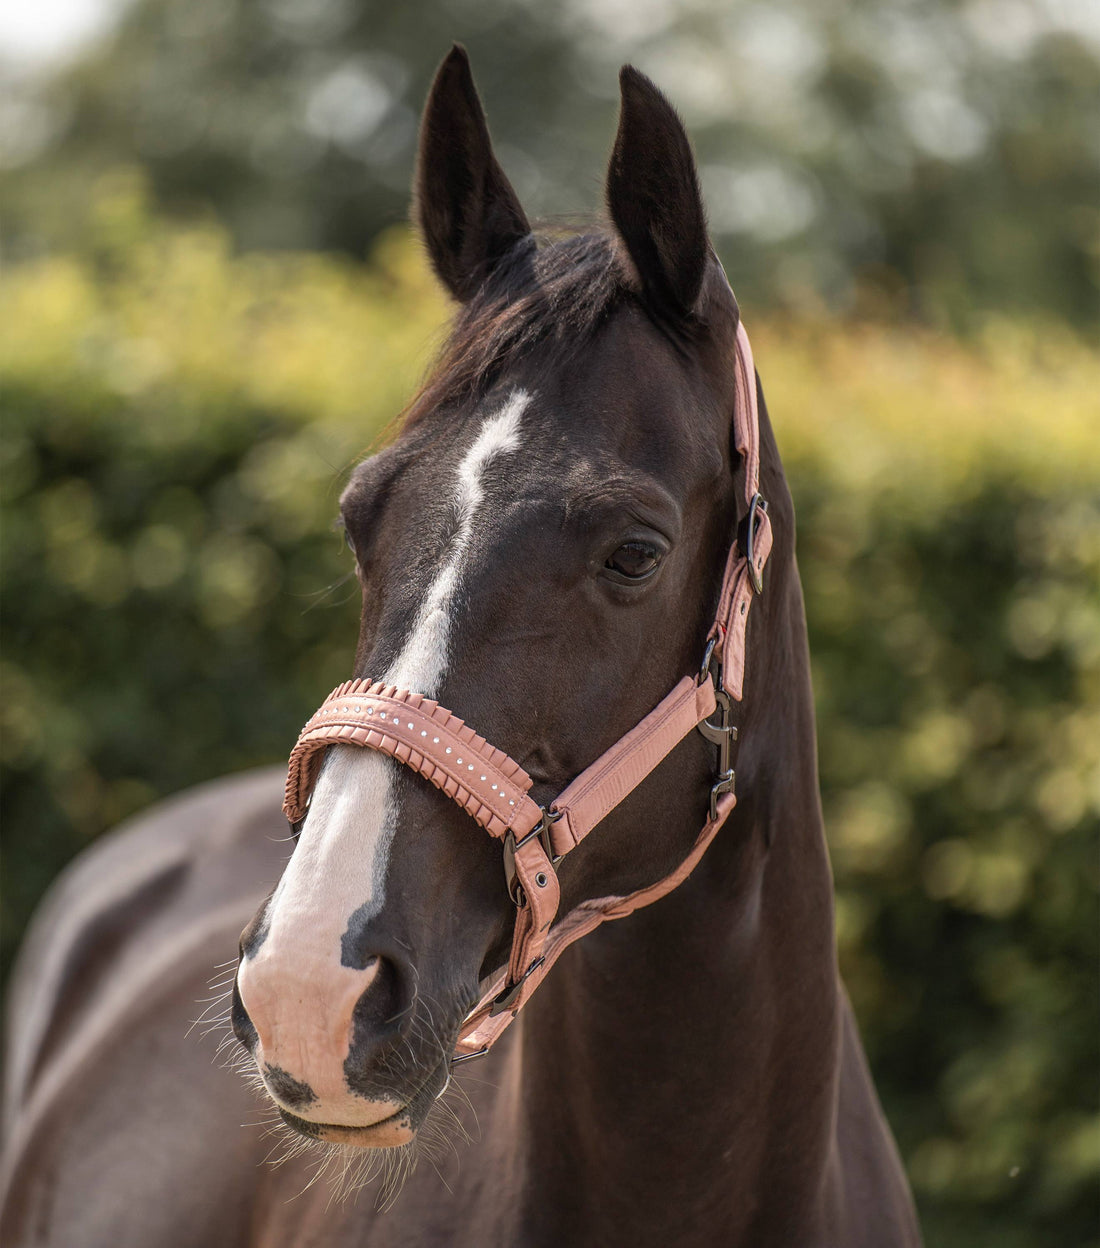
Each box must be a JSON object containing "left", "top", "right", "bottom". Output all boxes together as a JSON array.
[{"left": 404, "top": 227, "right": 626, "bottom": 425}]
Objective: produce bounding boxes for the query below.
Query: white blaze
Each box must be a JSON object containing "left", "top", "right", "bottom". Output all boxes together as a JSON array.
[
  {"left": 263, "top": 390, "right": 529, "bottom": 940},
  {"left": 386, "top": 390, "right": 527, "bottom": 693}
]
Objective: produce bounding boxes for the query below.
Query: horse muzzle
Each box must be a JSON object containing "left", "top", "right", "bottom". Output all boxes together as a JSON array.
[{"left": 232, "top": 939, "right": 447, "bottom": 1146}]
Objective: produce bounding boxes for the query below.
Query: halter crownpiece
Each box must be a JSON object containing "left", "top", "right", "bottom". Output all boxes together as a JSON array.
[{"left": 283, "top": 320, "right": 773, "bottom": 1060}]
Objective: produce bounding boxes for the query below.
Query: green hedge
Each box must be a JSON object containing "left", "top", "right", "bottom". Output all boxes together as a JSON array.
[{"left": 2, "top": 175, "right": 1097, "bottom": 1247}]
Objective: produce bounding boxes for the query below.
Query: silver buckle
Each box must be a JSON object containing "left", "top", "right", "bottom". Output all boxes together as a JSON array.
[
  {"left": 488, "top": 956, "right": 546, "bottom": 1016},
  {"left": 502, "top": 807, "right": 562, "bottom": 906},
  {"left": 745, "top": 492, "right": 767, "bottom": 595}
]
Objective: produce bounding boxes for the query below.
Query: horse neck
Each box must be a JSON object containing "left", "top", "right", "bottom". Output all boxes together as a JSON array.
[{"left": 511, "top": 452, "right": 841, "bottom": 1244}]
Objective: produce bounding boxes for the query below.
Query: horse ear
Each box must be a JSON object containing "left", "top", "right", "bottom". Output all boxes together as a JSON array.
[
  {"left": 606, "top": 66, "right": 709, "bottom": 318},
  {"left": 414, "top": 45, "right": 532, "bottom": 303}
]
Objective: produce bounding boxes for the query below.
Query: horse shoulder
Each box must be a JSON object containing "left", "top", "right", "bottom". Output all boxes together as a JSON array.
[{"left": 1, "top": 767, "right": 289, "bottom": 1248}]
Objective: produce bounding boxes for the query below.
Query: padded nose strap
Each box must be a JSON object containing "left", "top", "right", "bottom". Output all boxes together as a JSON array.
[
  {"left": 282, "top": 318, "right": 771, "bottom": 1059},
  {"left": 284, "top": 686, "right": 543, "bottom": 837}
]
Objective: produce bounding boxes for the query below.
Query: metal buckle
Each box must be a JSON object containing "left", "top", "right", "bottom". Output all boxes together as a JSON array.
[
  {"left": 696, "top": 641, "right": 737, "bottom": 820},
  {"left": 502, "top": 807, "right": 562, "bottom": 906},
  {"left": 745, "top": 492, "right": 768, "bottom": 595},
  {"left": 450, "top": 1045, "right": 489, "bottom": 1066},
  {"left": 489, "top": 956, "right": 546, "bottom": 1016},
  {"left": 698, "top": 635, "right": 720, "bottom": 687}
]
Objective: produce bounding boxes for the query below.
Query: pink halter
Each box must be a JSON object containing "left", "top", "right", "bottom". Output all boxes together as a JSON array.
[{"left": 283, "top": 320, "right": 773, "bottom": 1061}]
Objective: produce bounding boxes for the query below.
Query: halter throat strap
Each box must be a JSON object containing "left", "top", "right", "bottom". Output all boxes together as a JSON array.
[{"left": 282, "top": 320, "right": 773, "bottom": 1059}]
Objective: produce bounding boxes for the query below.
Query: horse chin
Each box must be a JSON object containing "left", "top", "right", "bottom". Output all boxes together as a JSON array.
[
  {"left": 277, "top": 1105, "right": 418, "bottom": 1149},
  {"left": 274, "top": 1056, "right": 450, "bottom": 1149}
]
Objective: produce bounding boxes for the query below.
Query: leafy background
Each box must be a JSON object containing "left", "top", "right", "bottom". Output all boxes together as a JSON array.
[{"left": 1, "top": 2, "right": 1098, "bottom": 1244}]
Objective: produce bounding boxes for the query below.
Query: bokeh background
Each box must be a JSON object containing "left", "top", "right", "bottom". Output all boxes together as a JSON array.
[{"left": 1, "top": 2, "right": 1098, "bottom": 1244}]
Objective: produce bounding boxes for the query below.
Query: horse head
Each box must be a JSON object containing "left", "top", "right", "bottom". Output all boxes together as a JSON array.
[{"left": 232, "top": 46, "right": 754, "bottom": 1149}]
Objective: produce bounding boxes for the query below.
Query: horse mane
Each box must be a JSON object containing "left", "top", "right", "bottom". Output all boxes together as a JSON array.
[{"left": 403, "top": 225, "right": 626, "bottom": 426}]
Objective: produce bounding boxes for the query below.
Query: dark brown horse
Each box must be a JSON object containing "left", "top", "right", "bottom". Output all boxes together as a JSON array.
[{"left": 2, "top": 49, "right": 922, "bottom": 1247}]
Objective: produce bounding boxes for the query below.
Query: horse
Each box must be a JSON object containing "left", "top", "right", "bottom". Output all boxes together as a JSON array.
[{"left": 1, "top": 47, "right": 922, "bottom": 1248}]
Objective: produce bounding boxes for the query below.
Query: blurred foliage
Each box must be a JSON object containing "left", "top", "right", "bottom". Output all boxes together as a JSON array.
[
  {"left": 1, "top": 183, "right": 1098, "bottom": 1246},
  {"left": 2, "top": 0, "right": 1099, "bottom": 328}
]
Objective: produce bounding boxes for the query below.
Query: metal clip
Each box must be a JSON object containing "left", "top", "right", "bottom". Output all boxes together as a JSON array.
[
  {"left": 489, "top": 956, "right": 546, "bottom": 1016},
  {"left": 697, "top": 642, "right": 738, "bottom": 820},
  {"left": 708, "top": 769, "right": 736, "bottom": 821},
  {"left": 697, "top": 688, "right": 736, "bottom": 777},
  {"left": 450, "top": 1045, "right": 489, "bottom": 1066},
  {"left": 502, "top": 807, "right": 563, "bottom": 906}
]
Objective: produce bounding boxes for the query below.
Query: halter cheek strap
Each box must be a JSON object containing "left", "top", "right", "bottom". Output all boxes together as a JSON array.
[{"left": 282, "top": 320, "right": 772, "bottom": 1060}]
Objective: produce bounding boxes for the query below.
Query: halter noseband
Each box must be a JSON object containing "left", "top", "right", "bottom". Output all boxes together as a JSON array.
[{"left": 283, "top": 320, "right": 773, "bottom": 1062}]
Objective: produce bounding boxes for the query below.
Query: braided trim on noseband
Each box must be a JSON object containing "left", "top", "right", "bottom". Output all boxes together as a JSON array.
[{"left": 285, "top": 680, "right": 542, "bottom": 841}]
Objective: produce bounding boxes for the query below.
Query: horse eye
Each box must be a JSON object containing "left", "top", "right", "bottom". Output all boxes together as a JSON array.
[
  {"left": 605, "top": 541, "right": 661, "bottom": 581},
  {"left": 343, "top": 527, "right": 356, "bottom": 554}
]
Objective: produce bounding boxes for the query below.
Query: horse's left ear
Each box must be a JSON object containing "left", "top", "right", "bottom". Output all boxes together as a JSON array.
[
  {"left": 606, "top": 66, "right": 709, "bottom": 320},
  {"left": 415, "top": 45, "right": 532, "bottom": 303}
]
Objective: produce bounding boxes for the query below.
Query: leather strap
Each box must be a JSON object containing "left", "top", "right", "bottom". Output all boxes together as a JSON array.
[
  {"left": 547, "top": 676, "right": 716, "bottom": 856},
  {"left": 282, "top": 319, "right": 772, "bottom": 1059},
  {"left": 710, "top": 320, "right": 773, "bottom": 700},
  {"left": 455, "top": 788, "right": 737, "bottom": 1055}
]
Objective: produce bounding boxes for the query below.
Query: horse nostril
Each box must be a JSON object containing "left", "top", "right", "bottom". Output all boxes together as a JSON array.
[
  {"left": 230, "top": 978, "right": 257, "bottom": 1051},
  {"left": 349, "top": 955, "right": 407, "bottom": 1038},
  {"left": 342, "top": 954, "right": 419, "bottom": 1100},
  {"left": 234, "top": 940, "right": 420, "bottom": 1109}
]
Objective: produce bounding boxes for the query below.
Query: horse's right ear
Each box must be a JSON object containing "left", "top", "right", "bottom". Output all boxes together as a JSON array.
[
  {"left": 414, "top": 45, "right": 532, "bottom": 303},
  {"left": 606, "top": 66, "right": 709, "bottom": 321}
]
